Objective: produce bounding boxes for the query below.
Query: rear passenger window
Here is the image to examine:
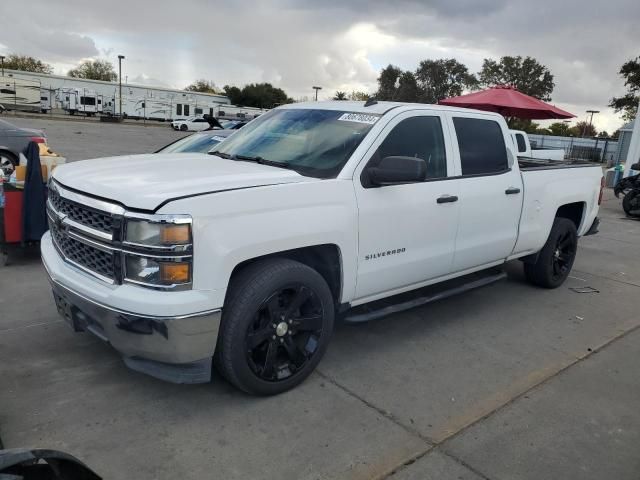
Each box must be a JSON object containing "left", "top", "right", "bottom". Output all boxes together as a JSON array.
[
  {"left": 453, "top": 118, "right": 508, "bottom": 175},
  {"left": 515, "top": 133, "right": 526, "bottom": 153},
  {"left": 371, "top": 116, "right": 447, "bottom": 179}
]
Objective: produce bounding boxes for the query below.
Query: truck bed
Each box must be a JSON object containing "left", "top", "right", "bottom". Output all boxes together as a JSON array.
[{"left": 518, "top": 157, "right": 598, "bottom": 171}]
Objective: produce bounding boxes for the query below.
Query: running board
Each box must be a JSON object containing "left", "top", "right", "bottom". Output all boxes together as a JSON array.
[{"left": 343, "top": 270, "right": 507, "bottom": 323}]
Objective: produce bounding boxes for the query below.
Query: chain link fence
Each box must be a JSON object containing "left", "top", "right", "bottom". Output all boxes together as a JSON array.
[{"left": 527, "top": 134, "right": 619, "bottom": 164}]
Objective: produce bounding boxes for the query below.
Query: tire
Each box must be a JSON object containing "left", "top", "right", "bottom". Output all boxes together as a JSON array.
[
  {"left": 216, "top": 258, "right": 335, "bottom": 395},
  {"left": 0, "top": 150, "right": 18, "bottom": 177},
  {"left": 524, "top": 218, "right": 578, "bottom": 289},
  {"left": 180, "top": 124, "right": 188, "bottom": 131},
  {"left": 622, "top": 190, "right": 640, "bottom": 216}
]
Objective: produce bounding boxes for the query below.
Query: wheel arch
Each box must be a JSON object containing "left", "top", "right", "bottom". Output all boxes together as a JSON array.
[
  {"left": 555, "top": 202, "right": 586, "bottom": 232},
  {"left": 227, "top": 244, "right": 344, "bottom": 308}
]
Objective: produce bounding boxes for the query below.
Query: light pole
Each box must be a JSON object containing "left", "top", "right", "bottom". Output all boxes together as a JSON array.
[
  {"left": 118, "top": 55, "right": 125, "bottom": 117},
  {"left": 0, "top": 55, "right": 5, "bottom": 76},
  {"left": 312, "top": 86, "right": 322, "bottom": 101},
  {"left": 583, "top": 109, "right": 599, "bottom": 137}
]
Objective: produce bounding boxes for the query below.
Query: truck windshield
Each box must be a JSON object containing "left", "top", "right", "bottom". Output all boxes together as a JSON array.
[{"left": 211, "top": 108, "right": 379, "bottom": 178}]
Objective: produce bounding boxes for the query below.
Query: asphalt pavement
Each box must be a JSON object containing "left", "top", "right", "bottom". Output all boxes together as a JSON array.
[{"left": 0, "top": 117, "right": 638, "bottom": 479}]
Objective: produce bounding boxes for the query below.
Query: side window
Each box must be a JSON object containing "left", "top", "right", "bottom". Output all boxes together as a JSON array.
[
  {"left": 515, "top": 133, "right": 526, "bottom": 153},
  {"left": 370, "top": 116, "right": 447, "bottom": 180},
  {"left": 453, "top": 117, "right": 508, "bottom": 175},
  {"left": 176, "top": 104, "right": 182, "bottom": 116},
  {"left": 184, "top": 105, "right": 190, "bottom": 116}
]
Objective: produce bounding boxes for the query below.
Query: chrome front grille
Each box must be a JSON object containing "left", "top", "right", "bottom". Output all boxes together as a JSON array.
[
  {"left": 48, "top": 185, "right": 113, "bottom": 233},
  {"left": 47, "top": 180, "right": 124, "bottom": 284},
  {"left": 49, "top": 217, "right": 115, "bottom": 280}
]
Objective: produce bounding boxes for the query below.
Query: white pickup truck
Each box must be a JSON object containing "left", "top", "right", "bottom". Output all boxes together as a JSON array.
[
  {"left": 511, "top": 129, "right": 565, "bottom": 161},
  {"left": 42, "top": 101, "right": 603, "bottom": 395}
]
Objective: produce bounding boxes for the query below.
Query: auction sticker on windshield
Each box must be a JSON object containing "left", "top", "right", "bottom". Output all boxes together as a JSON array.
[{"left": 337, "top": 113, "right": 380, "bottom": 124}]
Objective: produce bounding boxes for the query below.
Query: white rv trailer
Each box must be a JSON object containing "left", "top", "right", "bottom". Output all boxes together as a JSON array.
[
  {"left": 40, "top": 88, "right": 54, "bottom": 113},
  {"left": 58, "top": 88, "right": 103, "bottom": 116},
  {"left": 0, "top": 76, "right": 41, "bottom": 112}
]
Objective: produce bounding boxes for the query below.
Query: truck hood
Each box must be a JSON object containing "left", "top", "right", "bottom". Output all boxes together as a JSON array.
[{"left": 52, "top": 153, "right": 311, "bottom": 211}]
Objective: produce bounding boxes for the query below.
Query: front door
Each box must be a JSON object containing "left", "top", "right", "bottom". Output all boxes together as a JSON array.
[{"left": 354, "top": 111, "right": 460, "bottom": 301}]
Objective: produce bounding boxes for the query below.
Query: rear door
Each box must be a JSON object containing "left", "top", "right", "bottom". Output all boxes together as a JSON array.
[
  {"left": 447, "top": 114, "right": 523, "bottom": 272},
  {"left": 354, "top": 110, "right": 460, "bottom": 301}
]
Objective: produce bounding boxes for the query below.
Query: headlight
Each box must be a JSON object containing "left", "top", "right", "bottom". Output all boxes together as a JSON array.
[
  {"left": 125, "top": 256, "right": 191, "bottom": 286},
  {"left": 123, "top": 215, "right": 193, "bottom": 289},
  {"left": 125, "top": 219, "right": 191, "bottom": 246}
]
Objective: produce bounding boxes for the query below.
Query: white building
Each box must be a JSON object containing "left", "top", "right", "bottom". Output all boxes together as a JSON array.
[{"left": 1, "top": 68, "right": 230, "bottom": 119}]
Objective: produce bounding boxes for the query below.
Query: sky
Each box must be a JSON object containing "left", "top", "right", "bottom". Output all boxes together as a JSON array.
[{"left": 1, "top": 0, "right": 638, "bottom": 132}]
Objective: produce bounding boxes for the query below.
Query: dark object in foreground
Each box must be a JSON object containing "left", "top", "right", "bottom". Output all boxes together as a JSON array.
[
  {"left": 613, "top": 163, "right": 640, "bottom": 218},
  {"left": 0, "top": 448, "right": 101, "bottom": 480}
]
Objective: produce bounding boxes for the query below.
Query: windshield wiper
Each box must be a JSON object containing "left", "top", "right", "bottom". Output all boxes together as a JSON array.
[
  {"left": 209, "top": 150, "right": 232, "bottom": 158},
  {"left": 233, "top": 154, "right": 295, "bottom": 170}
]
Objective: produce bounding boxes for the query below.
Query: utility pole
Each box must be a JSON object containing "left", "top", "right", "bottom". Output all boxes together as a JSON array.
[
  {"left": 312, "top": 86, "right": 322, "bottom": 101},
  {"left": 583, "top": 110, "right": 599, "bottom": 137},
  {"left": 118, "top": 55, "right": 125, "bottom": 118}
]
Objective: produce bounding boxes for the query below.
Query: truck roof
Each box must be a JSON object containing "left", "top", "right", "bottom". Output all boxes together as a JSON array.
[{"left": 280, "top": 100, "right": 502, "bottom": 118}]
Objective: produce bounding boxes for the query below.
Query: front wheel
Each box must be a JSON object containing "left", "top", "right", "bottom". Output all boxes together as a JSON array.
[
  {"left": 524, "top": 218, "right": 578, "bottom": 288},
  {"left": 180, "top": 124, "right": 188, "bottom": 131},
  {"left": 216, "top": 258, "right": 334, "bottom": 395}
]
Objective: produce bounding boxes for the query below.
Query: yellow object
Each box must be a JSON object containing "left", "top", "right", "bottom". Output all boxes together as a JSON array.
[
  {"left": 160, "top": 224, "right": 191, "bottom": 244},
  {"left": 15, "top": 165, "right": 48, "bottom": 182},
  {"left": 160, "top": 263, "right": 191, "bottom": 283}
]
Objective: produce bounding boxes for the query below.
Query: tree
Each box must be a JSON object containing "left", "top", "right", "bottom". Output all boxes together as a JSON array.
[
  {"left": 572, "top": 121, "right": 597, "bottom": 137},
  {"left": 375, "top": 64, "right": 402, "bottom": 101},
  {"left": 185, "top": 79, "right": 219, "bottom": 94},
  {"left": 415, "top": 58, "right": 478, "bottom": 103},
  {"left": 598, "top": 131, "right": 610, "bottom": 138},
  {"left": 333, "top": 91, "right": 347, "bottom": 100},
  {"left": 395, "top": 71, "right": 421, "bottom": 102},
  {"left": 479, "top": 56, "right": 554, "bottom": 101},
  {"left": 68, "top": 60, "right": 117, "bottom": 81},
  {"left": 508, "top": 118, "right": 541, "bottom": 133},
  {"left": 1, "top": 54, "right": 52, "bottom": 74},
  {"left": 609, "top": 57, "right": 640, "bottom": 121},
  {"left": 223, "top": 83, "right": 292, "bottom": 108},
  {"left": 349, "top": 91, "right": 370, "bottom": 101},
  {"left": 548, "top": 122, "right": 572, "bottom": 136}
]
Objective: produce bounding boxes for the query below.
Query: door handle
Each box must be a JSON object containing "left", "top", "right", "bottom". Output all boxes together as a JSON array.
[
  {"left": 437, "top": 195, "right": 459, "bottom": 204},
  {"left": 505, "top": 187, "right": 521, "bottom": 195}
]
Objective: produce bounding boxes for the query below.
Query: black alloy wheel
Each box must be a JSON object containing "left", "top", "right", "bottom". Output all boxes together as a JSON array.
[
  {"left": 245, "top": 284, "right": 324, "bottom": 382},
  {"left": 550, "top": 230, "right": 577, "bottom": 283},
  {"left": 216, "top": 258, "right": 335, "bottom": 395}
]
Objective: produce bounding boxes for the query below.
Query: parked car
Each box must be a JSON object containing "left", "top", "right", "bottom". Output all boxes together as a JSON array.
[
  {"left": 171, "top": 116, "right": 210, "bottom": 132},
  {"left": 511, "top": 130, "right": 565, "bottom": 160},
  {"left": 42, "top": 101, "right": 603, "bottom": 395},
  {"left": 156, "top": 130, "right": 235, "bottom": 154},
  {"left": 0, "top": 119, "right": 47, "bottom": 176},
  {"left": 219, "top": 119, "right": 248, "bottom": 130}
]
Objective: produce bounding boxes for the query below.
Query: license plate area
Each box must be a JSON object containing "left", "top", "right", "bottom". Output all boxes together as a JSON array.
[{"left": 53, "top": 292, "right": 85, "bottom": 332}]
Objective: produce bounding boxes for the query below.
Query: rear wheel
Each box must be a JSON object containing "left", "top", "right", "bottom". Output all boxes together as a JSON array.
[
  {"left": 216, "top": 258, "right": 334, "bottom": 395},
  {"left": 0, "top": 150, "right": 18, "bottom": 177},
  {"left": 524, "top": 218, "right": 578, "bottom": 288}
]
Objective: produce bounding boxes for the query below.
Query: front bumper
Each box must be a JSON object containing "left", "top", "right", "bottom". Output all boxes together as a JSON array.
[{"left": 42, "top": 233, "right": 221, "bottom": 384}]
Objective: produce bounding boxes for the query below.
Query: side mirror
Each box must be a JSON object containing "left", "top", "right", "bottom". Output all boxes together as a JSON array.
[{"left": 365, "top": 156, "right": 427, "bottom": 187}]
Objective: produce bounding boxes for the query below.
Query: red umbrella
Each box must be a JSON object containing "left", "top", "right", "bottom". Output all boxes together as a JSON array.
[{"left": 439, "top": 85, "right": 575, "bottom": 120}]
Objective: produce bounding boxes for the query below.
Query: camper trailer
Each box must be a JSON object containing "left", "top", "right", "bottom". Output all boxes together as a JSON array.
[
  {"left": 0, "top": 76, "right": 41, "bottom": 112},
  {"left": 40, "top": 88, "right": 53, "bottom": 113},
  {"left": 213, "top": 104, "right": 266, "bottom": 120},
  {"left": 58, "top": 88, "right": 103, "bottom": 116}
]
